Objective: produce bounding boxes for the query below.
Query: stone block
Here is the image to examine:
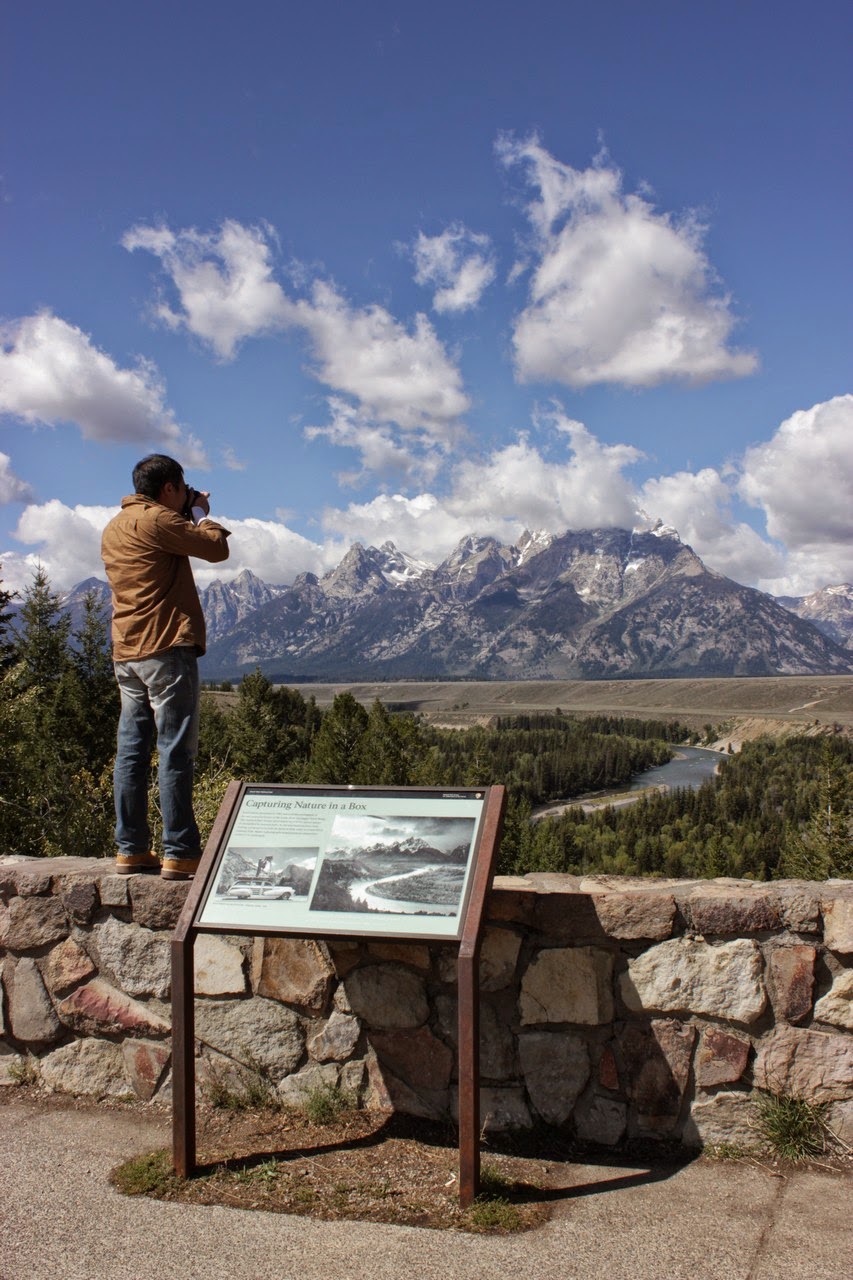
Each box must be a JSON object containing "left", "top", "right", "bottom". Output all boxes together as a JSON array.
[
  {"left": 307, "top": 1010, "right": 361, "bottom": 1062},
  {"left": 366, "top": 941, "right": 431, "bottom": 971},
  {"left": 683, "top": 1091, "right": 757, "bottom": 1149},
  {"left": 754, "top": 1026, "right": 853, "bottom": 1102},
  {"left": 121, "top": 1038, "right": 171, "bottom": 1100},
  {"left": 774, "top": 883, "right": 821, "bottom": 933},
  {"left": 58, "top": 978, "right": 170, "bottom": 1039},
  {"left": 278, "top": 1061, "right": 340, "bottom": 1108},
  {"left": 533, "top": 892, "right": 607, "bottom": 943},
  {"left": 487, "top": 882, "right": 538, "bottom": 927},
  {"left": 343, "top": 965, "right": 428, "bottom": 1029},
  {"left": 194, "top": 935, "right": 246, "bottom": 996},
  {"left": 822, "top": 896, "right": 853, "bottom": 954},
  {"left": 39, "top": 1038, "right": 130, "bottom": 1098},
  {"left": 92, "top": 915, "right": 171, "bottom": 998},
  {"left": 813, "top": 969, "right": 853, "bottom": 1031},
  {"left": 326, "top": 939, "right": 362, "bottom": 976},
  {"left": 128, "top": 877, "right": 188, "bottom": 930},
  {"left": 369, "top": 1024, "right": 453, "bottom": 1091},
  {"left": 477, "top": 1086, "right": 532, "bottom": 1132},
  {"left": 1, "top": 896, "right": 69, "bottom": 950},
  {"left": 519, "top": 1030, "right": 590, "bottom": 1125},
  {"left": 194, "top": 996, "right": 303, "bottom": 1080},
  {"left": 99, "top": 876, "right": 130, "bottom": 908},
  {"left": 520, "top": 946, "right": 614, "bottom": 1025},
  {"left": 592, "top": 891, "right": 676, "bottom": 941},
  {"left": 252, "top": 937, "right": 335, "bottom": 1014},
  {"left": 687, "top": 886, "right": 781, "bottom": 935},
  {"left": 765, "top": 944, "right": 815, "bottom": 1023},
  {"left": 598, "top": 1045, "right": 619, "bottom": 1091},
  {"left": 695, "top": 1026, "right": 750, "bottom": 1087},
  {"left": 16, "top": 871, "right": 53, "bottom": 897},
  {"left": 620, "top": 938, "right": 766, "bottom": 1023},
  {"left": 826, "top": 1099, "right": 853, "bottom": 1148},
  {"left": 479, "top": 926, "right": 522, "bottom": 991},
  {"left": 40, "top": 937, "right": 96, "bottom": 997},
  {"left": 7, "top": 957, "right": 63, "bottom": 1045},
  {"left": 621, "top": 1018, "right": 695, "bottom": 1133},
  {"left": 574, "top": 1096, "right": 627, "bottom": 1146},
  {"left": 60, "top": 882, "right": 98, "bottom": 925}
]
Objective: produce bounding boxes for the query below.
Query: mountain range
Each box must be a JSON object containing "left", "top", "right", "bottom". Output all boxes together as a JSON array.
[{"left": 57, "top": 525, "right": 852, "bottom": 681}]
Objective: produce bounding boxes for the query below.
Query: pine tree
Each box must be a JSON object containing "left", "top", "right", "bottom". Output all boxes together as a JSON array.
[
  {"left": 308, "top": 692, "right": 369, "bottom": 784},
  {"left": 781, "top": 738, "right": 852, "bottom": 879}
]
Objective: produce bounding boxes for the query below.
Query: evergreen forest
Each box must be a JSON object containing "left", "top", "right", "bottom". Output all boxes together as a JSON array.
[{"left": 1, "top": 569, "right": 850, "bottom": 880}]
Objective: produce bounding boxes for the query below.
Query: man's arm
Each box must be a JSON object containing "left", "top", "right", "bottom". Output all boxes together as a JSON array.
[{"left": 149, "top": 507, "right": 231, "bottom": 563}]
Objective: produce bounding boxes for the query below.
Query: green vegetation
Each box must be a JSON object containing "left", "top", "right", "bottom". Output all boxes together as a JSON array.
[
  {"left": 110, "top": 1148, "right": 179, "bottom": 1196},
  {"left": 753, "top": 1090, "right": 830, "bottom": 1161},
  {"left": 509, "top": 733, "right": 853, "bottom": 880},
  {"left": 301, "top": 1081, "right": 356, "bottom": 1125},
  {"left": 3, "top": 564, "right": 850, "bottom": 881}
]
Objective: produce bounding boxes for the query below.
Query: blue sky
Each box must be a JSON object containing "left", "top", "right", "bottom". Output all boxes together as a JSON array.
[{"left": 1, "top": 1, "right": 850, "bottom": 598}]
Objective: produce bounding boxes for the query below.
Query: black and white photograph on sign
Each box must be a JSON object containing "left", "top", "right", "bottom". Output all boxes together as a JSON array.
[
  {"left": 308, "top": 814, "right": 475, "bottom": 917},
  {"left": 211, "top": 847, "right": 318, "bottom": 907}
]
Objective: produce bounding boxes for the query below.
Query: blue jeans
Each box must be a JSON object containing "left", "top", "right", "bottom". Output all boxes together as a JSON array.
[{"left": 113, "top": 647, "right": 201, "bottom": 862}]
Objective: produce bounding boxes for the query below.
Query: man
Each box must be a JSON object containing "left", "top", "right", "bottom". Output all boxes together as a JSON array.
[{"left": 101, "top": 454, "right": 231, "bottom": 880}]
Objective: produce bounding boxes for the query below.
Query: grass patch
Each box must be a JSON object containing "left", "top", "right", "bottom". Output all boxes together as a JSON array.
[
  {"left": 300, "top": 1081, "right": 356, "bottom": 1126},
  {"left": 7, "top": 1055, "right": 40, "bottom": 1086},
  {"left": 467, "top": 1196, "right": 524, "bottom": 1232},
  {"left": 111, "top": 1149, "right": 178, "bottom": 1197},
  {"left": 753, "top": 1090, "right": 829, "bottom": 1161},
  {"left": 204, "top": 1056, "right": 280, "bottom": 1113}
]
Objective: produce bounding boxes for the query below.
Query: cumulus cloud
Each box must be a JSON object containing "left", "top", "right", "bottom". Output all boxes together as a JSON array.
[
  {"left": 0, "top": 311, "right": 207, "bottom": 466},
  {"left": 122, "top": 220, "right": 293, "bottom": 360},
  {"left": 293, "top": 281, "right": 469, "bottom": 434},
  {"left": 497, "top": 135, "right": 758, "bottom": 389},
  {"left": 1, "top": 500, "right": 116, "bottom": 593},
  {"left": 0, "top": 453, "right": 34, "bottom": 504},
  {"left": 320, "top": 410, "right": 642, "bottom": 559},
  {"left": 126, "top": 219, "right": 470, "bottom": 439},
  {"left": 304, "top": 397, "right": 446, "bottom": 489},
  {"left": 412, "top": 224, "right": 496, "bottom": 312},
  {"left": 738, "top": 394, "right": 853, "bottom": 593},
  {"left": 638, "top": 468, "right": 785, "bottom": 586}
]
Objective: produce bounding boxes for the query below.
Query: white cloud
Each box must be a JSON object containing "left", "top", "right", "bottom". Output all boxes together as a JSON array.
[
  {"left": 497, "top": 135, "right": 758, "bottom": 389},
  {"left": 126, "top": 219, "right": 470, "bottom": 440},
  {"left": 304, "top": 397, "right": 446, "bottom": 489},
  {"left": 638, "top": 468, "right": 785, "bottom": 586},
  {"left": 738, "top": 395, "right": 853, "bottom": 594},
  {"left": 412, "top": 224, "right": 496, "bottom": 312},
  {"left": 1, "top": 500, "right": 115, "bottom": 593},
  {"left": 0, "top": 453, "right": 34, "bottom": 504},
  {"left": 0, "top": 311, "right": 207, "bottom": 466},
  {"left": 123, "top": 220, "right": 293, "bottom": 361},
  {"left": 294, "top": 281, "right": 469, "bottom": 434},
  {"left": 320, "top": 410, "right": 642, "bottom": 559}
]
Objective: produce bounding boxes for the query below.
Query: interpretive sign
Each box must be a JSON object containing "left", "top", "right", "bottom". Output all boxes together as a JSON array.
[
  {"left": 195, "top": 784, "right": 488, "bottom": 941},
  {"left": 172, "top": 781, "right": 505, "bottom": 1207}
]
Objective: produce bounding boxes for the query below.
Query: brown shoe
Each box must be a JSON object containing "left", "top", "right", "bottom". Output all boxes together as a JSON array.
[
  {"left": 116, "top": 852, "right": 161, "bottom": 875},
  {"left": 161, "top": 857, "right": 201, "bottom": 881}
]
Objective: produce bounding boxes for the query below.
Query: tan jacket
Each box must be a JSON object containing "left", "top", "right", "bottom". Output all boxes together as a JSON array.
[{"left": 101, "top": 494, "right": 231, "bottom": 660}]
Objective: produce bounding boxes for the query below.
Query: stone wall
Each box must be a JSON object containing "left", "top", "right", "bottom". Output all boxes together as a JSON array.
[{"left": 1, "top": 857, "right": 851, "bottom": 1150}]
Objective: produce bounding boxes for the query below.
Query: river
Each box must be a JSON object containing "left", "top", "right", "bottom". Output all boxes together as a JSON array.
[{"left": 533, "top": 745, "right": 723, "bottom": 819}]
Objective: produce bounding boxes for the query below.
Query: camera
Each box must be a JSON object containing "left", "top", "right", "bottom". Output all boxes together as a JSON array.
[{"left": 182, "top": 486, "right": 199, "bottom": 520}]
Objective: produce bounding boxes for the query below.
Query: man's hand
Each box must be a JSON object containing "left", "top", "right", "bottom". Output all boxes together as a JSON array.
[{"left": 191, "top": 490, "right": 211, "bottom": 519}]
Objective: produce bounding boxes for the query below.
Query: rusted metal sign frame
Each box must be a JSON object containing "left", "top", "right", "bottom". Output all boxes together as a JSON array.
[{"left": 171, "top": 781, "right": 505, "bottom": 1208}]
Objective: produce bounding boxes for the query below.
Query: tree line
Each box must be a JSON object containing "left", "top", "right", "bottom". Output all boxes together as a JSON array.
[{"left": 2, "top": 568, "right": 849, "bottom": 878}]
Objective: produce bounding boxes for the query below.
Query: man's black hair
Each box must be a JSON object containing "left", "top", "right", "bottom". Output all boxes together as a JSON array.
[{"left": 133, "top": 454, "right": 184, "bottom": 500}]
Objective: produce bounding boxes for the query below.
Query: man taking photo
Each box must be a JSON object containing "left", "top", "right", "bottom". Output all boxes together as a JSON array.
[{"left": 101, "top": 454, "right": 231, "bottom": 880}]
